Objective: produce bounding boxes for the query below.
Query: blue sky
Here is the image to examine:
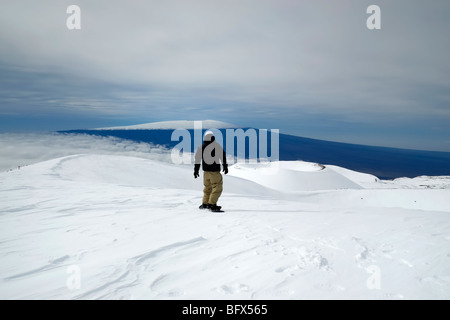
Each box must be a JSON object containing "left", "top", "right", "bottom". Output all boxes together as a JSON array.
[{"left": 0, "top": 0, "right": 449, "bottom": 151}]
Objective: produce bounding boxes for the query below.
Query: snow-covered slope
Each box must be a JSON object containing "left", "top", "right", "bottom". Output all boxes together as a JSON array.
[
  {"left": 95, "top": 120, "right": 239, "bottom": 130},
  {"left": 1, "top": 154, "right": 449, "bottom": 300}
]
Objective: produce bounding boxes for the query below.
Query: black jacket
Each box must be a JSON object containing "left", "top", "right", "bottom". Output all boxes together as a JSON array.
[{"left": 194, "top": 140, "right": 227, "bottom": 173}]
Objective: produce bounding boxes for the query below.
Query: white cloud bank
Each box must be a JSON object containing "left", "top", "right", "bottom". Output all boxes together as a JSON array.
[{"left": 0, "top": 133, "right": 172, "bottom": 171}]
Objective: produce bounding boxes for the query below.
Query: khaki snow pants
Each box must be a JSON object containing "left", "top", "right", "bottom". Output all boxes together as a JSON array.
[{"left": 202, "top": 171, "right": 223, "bottom": 205}]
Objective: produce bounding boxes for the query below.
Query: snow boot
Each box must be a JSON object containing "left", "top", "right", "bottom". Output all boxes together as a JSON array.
[
  {"left": 199, "top": 204, "right": 209, "bottom": 209},
  {"left": 209, "top": 204, "right": 222, "bottom": 212}
]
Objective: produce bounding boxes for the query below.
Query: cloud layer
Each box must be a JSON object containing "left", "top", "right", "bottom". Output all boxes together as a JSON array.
[{"left": 0, "top": 0, "right": 449, "bottom": 150}]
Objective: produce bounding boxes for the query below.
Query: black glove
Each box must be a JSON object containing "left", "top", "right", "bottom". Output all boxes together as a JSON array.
[
  {"left": 194, "top": 164, "right": 200, "bottom": 179},
  {"left": 223, "top": 164, "right": 228, "bottom": 175}
]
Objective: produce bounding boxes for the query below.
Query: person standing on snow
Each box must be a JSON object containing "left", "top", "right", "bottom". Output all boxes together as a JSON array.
[{"left": 194, "top": 131, "right": 228, "bottom": 212}]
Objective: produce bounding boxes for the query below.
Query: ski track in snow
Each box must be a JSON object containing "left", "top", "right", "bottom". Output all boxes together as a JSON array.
[{"left": 0, "top": 154, "right": 449, "bottom": 300}]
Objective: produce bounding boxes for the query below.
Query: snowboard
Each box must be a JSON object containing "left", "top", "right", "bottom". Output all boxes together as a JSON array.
[{"left": 199, "top": 206, "right": 225, "bottom": 213}]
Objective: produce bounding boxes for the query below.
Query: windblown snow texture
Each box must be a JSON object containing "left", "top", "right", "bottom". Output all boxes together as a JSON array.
[{"left": 1, "top": 154, "right": 449, "bottom": 299}]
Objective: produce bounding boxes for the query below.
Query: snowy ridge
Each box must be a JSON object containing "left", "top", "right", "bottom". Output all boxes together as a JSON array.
[
  {"left": 94, "top": 120, "right": 240, "bottom": 130},
  {"left": 1, "top": 154, "right": 450, "bottom": 299}
]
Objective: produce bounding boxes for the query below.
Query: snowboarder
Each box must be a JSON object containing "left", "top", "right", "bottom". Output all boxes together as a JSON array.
[{"left": 194, "top": 131, "right": 228, "bottom": 212}]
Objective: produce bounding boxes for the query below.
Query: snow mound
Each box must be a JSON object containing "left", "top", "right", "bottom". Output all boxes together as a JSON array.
[
  {"left": 95, "top": 120, "right": 239, "bottom": 130},
  {"left": 229, "top": 161, "right": 365, "bottom": 191},
  {"left": 326, "top": 165, "right": 380, "bottom": 188}
]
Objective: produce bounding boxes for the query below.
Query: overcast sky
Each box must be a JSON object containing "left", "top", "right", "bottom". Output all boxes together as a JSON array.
[{"left": 0, "top": 0, "right": 449, "bottom": 151}]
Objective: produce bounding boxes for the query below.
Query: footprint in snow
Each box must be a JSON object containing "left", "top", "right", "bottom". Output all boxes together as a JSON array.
[{"left": 218, "top": 283, "right": 251, "bottom": 295}]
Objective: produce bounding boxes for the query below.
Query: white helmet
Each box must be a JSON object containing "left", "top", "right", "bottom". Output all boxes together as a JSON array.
[{"left": 204, "top": 130, "right": 215, "bottom": 142}]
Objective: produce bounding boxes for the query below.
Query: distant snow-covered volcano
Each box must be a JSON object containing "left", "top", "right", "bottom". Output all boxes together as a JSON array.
[
  {"left": 65, "top": 120, "right": 450, "bottom": 179},
  {"left": 94, "top": 120, "right": 240, "bottom": 130}
]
